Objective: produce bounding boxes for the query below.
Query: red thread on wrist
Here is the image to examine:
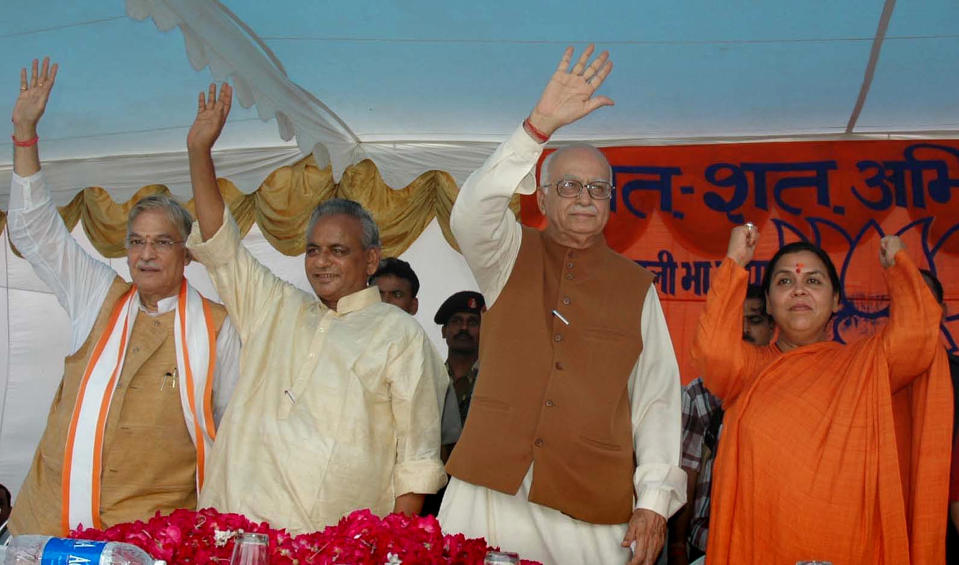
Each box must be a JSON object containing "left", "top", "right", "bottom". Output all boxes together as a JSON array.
[
  {"left": 12, "top": 134, "right": 39, "bottom": 147},
  {"left": 523, "top": 117, "right": 550, "bottom": 143}
]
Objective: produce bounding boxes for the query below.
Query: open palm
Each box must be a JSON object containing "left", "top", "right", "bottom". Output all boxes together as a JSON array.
[
  {"left": 187, "top": 83, "right": 233, "bottom": 151},
  {"left": 529, "top": 45, "right": 614, "bottom": 136},
  {"left": 13, "top": 57, "right": 58, "bottom": 129}
]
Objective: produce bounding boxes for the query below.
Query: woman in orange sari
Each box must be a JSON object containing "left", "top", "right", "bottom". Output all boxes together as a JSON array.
[{"left": 692, "top": 225, "right": 951, "bottom": 564}]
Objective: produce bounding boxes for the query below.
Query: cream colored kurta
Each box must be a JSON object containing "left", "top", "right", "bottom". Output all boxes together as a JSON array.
[
  {"left": 188, "top": 210, "right": 448, "bottom": 534},
  {"left": 438, "top": 125, "right": 685, "bottom": 564}
]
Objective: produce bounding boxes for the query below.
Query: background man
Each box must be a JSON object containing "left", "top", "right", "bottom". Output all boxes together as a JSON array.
[
  {"left": 186, "top": 83, "right": 448, "bottom": 533},
  {"left": 370, "top": 257, "right": 419, "bottom": 314},
  {"left": 438, "top": 46, "right": 685, "bottom": 565},
  {"left": 434, "top": 290, "right": 485, "bottom": 449},
  {"left": 667, "top": 285, "right": 774, "bottom": 565},
  {"left": 422, "top": 291, "right": 485, "bottom": 515},
  {"left": 7, "top": 58, "right": 240, "bottom": 535}
]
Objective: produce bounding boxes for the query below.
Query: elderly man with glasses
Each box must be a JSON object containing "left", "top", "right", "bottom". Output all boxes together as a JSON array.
[
  {"left": 7, "top": 58, "right": 240, "bottom": 536},
  {"left": 438, "top": 46, "right": 685, "bottom": 565}
]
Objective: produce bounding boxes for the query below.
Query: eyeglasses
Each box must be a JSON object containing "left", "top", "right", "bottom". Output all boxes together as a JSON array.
[
  {"left": 125, "top": 237, "right": 184, "bottom": 253},
  {"left": 541, "top": 178, "right": 614, "bottom": 200}
]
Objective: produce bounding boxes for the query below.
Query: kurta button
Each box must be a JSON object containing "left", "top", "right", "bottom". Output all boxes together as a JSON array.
[
  {"left": 555, "top": 361, "right": 564, "bottom": 370},
  {"left": 153, "top": 320, "right": 160, "bottom": 327},
  {"left": 566, "top": 262, "right": 574, "bottom": 269},
  {"left": 131, "top": 347, "right": 139, "bottom": 354},
  {"left": 553, "top": 334, "right": 563, "bottom": 342},
  {"left": 562, "top": 296, "right": 571, "bottom": 305},
  {"left": 545, "top": 399, "right": 554, "bottom": 407},
  {"left": 534, "top": 438, "right": 544, "bottom": 447},
  {"left": 565, "top": 273, "right": 574, "bottom": 280}
]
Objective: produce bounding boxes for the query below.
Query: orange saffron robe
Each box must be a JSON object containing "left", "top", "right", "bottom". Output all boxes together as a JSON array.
[{"left": 691, "top": 253, "right": 951, "bottom": 565}]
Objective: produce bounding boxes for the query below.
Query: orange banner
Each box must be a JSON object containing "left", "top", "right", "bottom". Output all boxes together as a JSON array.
[{"left": 521, "top": 140, "right": 959, "bottom": 382}]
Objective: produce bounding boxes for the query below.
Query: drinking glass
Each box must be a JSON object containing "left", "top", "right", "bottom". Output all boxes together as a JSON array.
[
  {"left": 230, "top": 532, "right": 269, "bottom": 565},
  {"left": 484, "top": 550, "right": 519, "bottom": 564}
]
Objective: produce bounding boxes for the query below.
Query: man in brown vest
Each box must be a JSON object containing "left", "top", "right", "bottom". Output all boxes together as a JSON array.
[
  {"left": 7, "top": 58, "right": 240, "bottom": 536},
  {"left": 438, "top": 46, "right": 685, "bottom": 565}
]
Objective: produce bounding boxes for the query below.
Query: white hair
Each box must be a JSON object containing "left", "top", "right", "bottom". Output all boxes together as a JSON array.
[{"left": 541, "top": 144, "right": 612, "bottom": 187}]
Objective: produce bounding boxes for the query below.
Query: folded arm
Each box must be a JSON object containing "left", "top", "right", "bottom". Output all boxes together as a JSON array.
[
  {"left": 690, "top": 259, "right": 772, "bottom": 403},
  {"left": 878, "top": 242, "right": 944, "bottom": 391}
]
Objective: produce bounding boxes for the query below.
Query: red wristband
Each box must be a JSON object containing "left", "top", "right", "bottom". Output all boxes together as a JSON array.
[
  {"left": 11, "top": 134, "right": 39, "bottom": 147},
  {"left": 523, "top": 117, "right": 550, "bottom": 143}
]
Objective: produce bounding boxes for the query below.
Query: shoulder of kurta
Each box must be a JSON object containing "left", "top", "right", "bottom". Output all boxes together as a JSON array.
[{"left": 367, "top": 303, "right": 427, "bottom": 340}]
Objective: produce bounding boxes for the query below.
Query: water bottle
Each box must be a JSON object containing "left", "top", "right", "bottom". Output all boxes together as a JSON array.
[{"left": 0, "top": 535, "right": 165, "bottom": 564}]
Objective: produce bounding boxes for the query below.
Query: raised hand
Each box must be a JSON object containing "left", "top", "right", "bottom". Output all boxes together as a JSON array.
[
  {"left": 726, "top": 223, "right": 759, "bottom": 267},
  {"left": 187, "top": 83, "right": 233, "bottom": 153},
  {"left": 879, "top": 235, "right": 905, "bottom": 268},
  {"left": 12, "top": 57, "right": 58, "bottom": 133},
  {"left": 528, "top": 44, "right": 614, "bottom": 138}
]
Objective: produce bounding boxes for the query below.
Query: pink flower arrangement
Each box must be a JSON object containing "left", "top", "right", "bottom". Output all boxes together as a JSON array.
[{"left": 71, "top": 508, "right": 540, "bottom": 564}]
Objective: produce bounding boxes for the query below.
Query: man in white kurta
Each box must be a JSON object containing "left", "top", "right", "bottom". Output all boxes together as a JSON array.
[
  {"left": 185, "top": 83, "right": 448, "bottom": 534},
  {"left": 438, "top": 47, "right": 685, "bottom": 565}
]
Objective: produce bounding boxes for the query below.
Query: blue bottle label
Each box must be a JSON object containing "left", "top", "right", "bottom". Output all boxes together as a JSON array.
[{"left": 41, "top": 538, "right": 107, "bottom": 564}]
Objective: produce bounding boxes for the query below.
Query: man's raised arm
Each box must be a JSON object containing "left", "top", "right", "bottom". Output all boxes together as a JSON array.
[
  {"left": 12, "top": 57, "right": 56, "bottom": 177},
  {"left": 187, "top": 83, "right": 233, "bottom": 240},
  {"left": 9, "top": 57, "right": 116, "bottom": 351},
  {"left": 450, "top": 45, "right": 614, "bottom": 304}
]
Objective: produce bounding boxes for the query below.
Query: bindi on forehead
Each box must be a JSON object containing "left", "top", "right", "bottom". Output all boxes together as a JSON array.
[{"left": 795, "top": 262, "right": 804, "bottom": 274}]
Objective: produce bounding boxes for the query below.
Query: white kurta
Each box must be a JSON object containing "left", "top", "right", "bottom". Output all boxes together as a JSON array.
[{"left": 438, "top": 125, "right": 685, "bottom": 565}]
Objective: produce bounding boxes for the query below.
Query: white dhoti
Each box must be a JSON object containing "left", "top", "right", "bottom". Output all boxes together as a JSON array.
[{"left": 438, "top": 466, "right": 631, "bottom": 565}]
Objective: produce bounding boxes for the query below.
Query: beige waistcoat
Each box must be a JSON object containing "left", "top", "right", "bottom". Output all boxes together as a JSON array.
[{"left": 9, "top": 277, "right": 227, "bottom": 535}]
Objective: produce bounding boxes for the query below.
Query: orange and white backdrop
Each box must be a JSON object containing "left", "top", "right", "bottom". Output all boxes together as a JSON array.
[{"left": 523, "top": 139, "right": 959, "bottom": 382}]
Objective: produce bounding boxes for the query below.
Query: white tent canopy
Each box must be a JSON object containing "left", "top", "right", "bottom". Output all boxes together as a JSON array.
[
  {"left": 2, "top": 0, "right": 958, "bottom": 199},
  {"left": 1, "top": 0, "right": 957, "bottom": 498}
]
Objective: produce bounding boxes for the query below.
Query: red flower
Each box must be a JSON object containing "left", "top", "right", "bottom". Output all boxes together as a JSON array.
[{"left": 71, "top": 508, "right": 541, "bottom": 564}]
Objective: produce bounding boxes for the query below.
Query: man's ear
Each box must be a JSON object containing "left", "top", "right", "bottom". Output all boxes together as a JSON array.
[
  {"left": 184, "top": 249, "right": 193, "bottom": 266},
  {"left": 366, "top": 246, "right": 383, "bottom": 276},
  {"left": 410, "top": 297, "right": 419, "bottom": 315},
  {"left": 536, "top": 187, "right": 547, "bottom": 215}
]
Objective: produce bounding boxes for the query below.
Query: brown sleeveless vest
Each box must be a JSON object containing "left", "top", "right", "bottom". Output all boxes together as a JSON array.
[
  {"left": 446, "top": 227, "right": 653, "bottom": 524},
  {"left": 9, "top": 277, "right": 227, "bottom": 535}
]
